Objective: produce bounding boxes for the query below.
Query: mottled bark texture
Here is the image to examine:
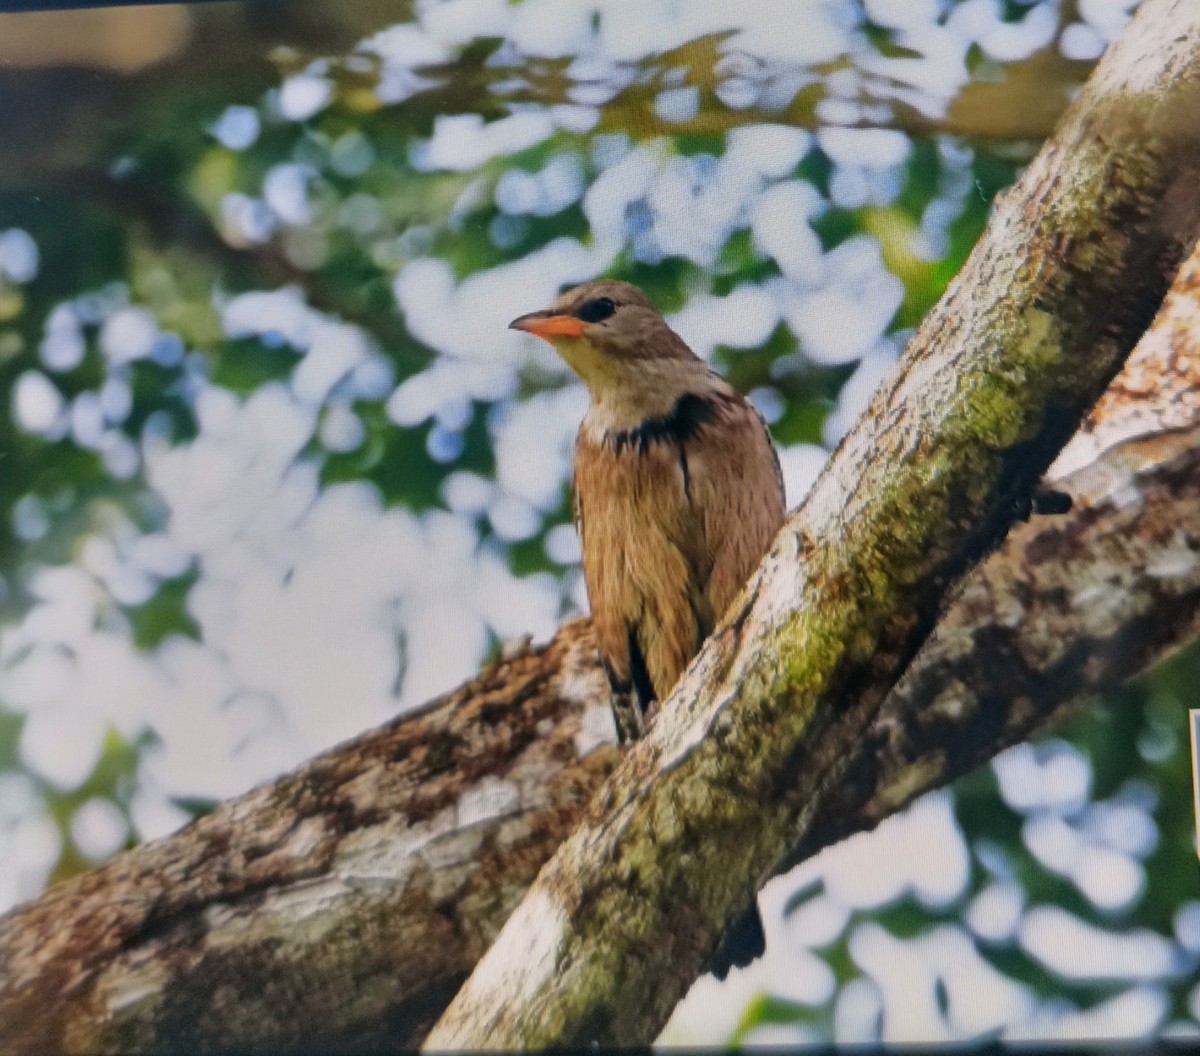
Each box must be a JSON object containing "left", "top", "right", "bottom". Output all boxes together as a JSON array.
[
  {"left": 0, "top": 630, "right": 620, "bottom": 1055},
  {"left": 4, "top": 3, "right": 1200, "bottom": 1054},
  {"left": 799, "top": 241, "right": 1200, "bottom": 859},
  {"left": 425, "top": 0, "right": 1200, "bottom": 1046}
]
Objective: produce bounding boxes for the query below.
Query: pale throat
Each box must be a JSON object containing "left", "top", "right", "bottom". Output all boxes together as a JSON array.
[{"left": 559, "top": 346, "right": 724, "bottom": 438}]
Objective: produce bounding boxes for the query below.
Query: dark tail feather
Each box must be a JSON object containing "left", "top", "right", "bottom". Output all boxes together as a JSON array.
[{"left": 626, "top": 622, "right": 658, "bottom": 715}]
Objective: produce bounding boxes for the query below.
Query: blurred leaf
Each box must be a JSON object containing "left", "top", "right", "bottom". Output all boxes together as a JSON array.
[
  {"left": 211, "top": 336, "right": 299, "bottom": 393},
  {"left": 125, "top": 568, "right": 200, "bottom": 649}
]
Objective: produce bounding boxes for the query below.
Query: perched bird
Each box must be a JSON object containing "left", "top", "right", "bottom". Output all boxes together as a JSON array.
[{"left": 510, "top": 280, "right": 786, "bottom": 742}]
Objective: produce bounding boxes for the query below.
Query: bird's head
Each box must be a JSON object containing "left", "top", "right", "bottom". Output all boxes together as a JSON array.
[{"left": 509, "top": 280, "right": 696, "bottom": 396}]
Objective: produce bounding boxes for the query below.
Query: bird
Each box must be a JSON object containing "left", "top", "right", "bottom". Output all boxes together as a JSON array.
[{"left": 510, "top": 279, "right": 786, "bottom": 743}]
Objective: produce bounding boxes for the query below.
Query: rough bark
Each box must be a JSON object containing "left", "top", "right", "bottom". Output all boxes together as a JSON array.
[
  {"left": 0, "top": 627, "right": 619, "bottom": 1055},
  {"left": 424, "top": 0, "right": 1200, "bottom": 1045},
  {"left": 799, "top": 241, "right": 1200, "bottom": 859},
  {"left": 4, "top": 250, "right": 1200, "bottom": 1054}
]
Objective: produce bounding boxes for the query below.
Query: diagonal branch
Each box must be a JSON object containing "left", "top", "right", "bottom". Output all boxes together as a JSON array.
[
  {"left": 797, "top": 241, "right": 1200, "bottom": 863},
  {"left": 424, "top": 0, "right": 1200, "bottom": 1045}
]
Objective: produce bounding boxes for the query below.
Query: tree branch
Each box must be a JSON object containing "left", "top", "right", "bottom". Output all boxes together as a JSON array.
[
  {"left": 798, "top": 241, "right": 1200, "bottom": 859},
  {"left": 0, "top": 626, "right": 619, "bottom": 1054},
  {"left": 424, "top": 0, "right": 1200, "bottom": 1044}
]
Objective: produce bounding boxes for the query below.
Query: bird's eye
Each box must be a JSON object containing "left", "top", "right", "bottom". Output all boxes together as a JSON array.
[{"left": 575, "top": 296, "right": 616, "bottom": 323}]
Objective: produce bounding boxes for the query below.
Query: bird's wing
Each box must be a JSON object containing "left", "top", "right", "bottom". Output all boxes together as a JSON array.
[{"left": 681, "top": 394, "right": 786, "bottom": 623}]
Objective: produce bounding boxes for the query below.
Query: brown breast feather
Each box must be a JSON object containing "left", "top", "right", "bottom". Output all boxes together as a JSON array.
[{"left": 574, "top": 390, "right": 785, "bottom": 710}]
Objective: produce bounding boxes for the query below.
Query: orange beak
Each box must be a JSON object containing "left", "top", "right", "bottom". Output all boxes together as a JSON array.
[{"left": 509, "top": 311, "right": 587, "bottom": 344}]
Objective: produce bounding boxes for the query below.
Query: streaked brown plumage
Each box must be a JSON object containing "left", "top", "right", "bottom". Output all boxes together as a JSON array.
[{"left": 511, "top": 280, "right": 785, "bottom": 740}]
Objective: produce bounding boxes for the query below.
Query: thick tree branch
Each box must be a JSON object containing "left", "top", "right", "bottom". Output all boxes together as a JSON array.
[
  {"left": 799, "top": 243, "right": 1200, "bottom": 859},
  {"left": 425, "top": 0, "right": 1200, "bottom": 1045},
  {"left": 0, "top": 628, "right": 618, "bottom": 1054}
]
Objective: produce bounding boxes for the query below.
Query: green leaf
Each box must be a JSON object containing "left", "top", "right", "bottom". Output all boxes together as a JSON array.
[{"left": 125, "top": 569, "right": 201, "bottom": 650}]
